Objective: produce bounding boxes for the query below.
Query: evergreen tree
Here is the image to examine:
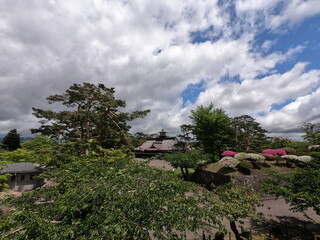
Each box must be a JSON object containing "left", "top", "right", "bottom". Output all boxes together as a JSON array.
[
  {"left": 31, "top": 83, "right": 150, "bottom": 153},
  {"left": 2, "top": 129, "right": 21, "bottom": 151},
  {"left": 300, "top": 122, "right": 320, "bottom": 145},
  {"left": 231, "top": 115, "right": 268, "bottom": 151}
]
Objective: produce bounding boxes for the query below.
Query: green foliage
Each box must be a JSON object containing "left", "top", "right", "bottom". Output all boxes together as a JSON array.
[
  {"left": 309, "top": 152, "right": 320, "bottom": 160},
  {"left": 2, "top": 129, "right": 21, "bottom": 151},
  {"left": 0, "top": 152, "right": 221, "bottom": 239},
  {"left": 213, "top": 183, "right": 261, "bottom": 240},
  {"left": 177, "top": 124, "right": 194, "bottom": 148},
  {"left": 190, "top": 104, "right": 233, "bottom": 157},
  {"left": 31, "top": 83, "right": 150, "bottom": 153},
  {"left": 0, "top": 149, "right": 36, "bottom": 163},
  {"left": 163, "top": 150, "right": 210, "bottom": 180},
  {"left": 294, "top": 148, "right": 309, "bottom": 156},
  {"left": 263, "top": 166, "right": 320, "bottom": 215},
  {"left": 281, "top": 147, "right": 296, "bottom": 155},
  {"left": 21, "top": 135, "right": 55, "bottom": 151},
  {"left": 270, "top": 137, "right": 297, "bottom": 149},
  {"left": 231, "top": 115, "right": 268, "bottom": 152},
  {"left": 300, "top": 122, "right": 320, "bottom": 145},
  {"left": 238, "top": 160, "right": 253, "bottom": 170},
  {"left": 0, "top": 173, "right": 10, "bottom": 192}
]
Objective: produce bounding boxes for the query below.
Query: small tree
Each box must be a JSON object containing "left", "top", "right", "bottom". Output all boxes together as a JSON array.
[
  {"left": 163, "top": 150, "right": 210, "bottom": 180},
  {"left": 270, "top": 137, "right": 297, "bottom": 149},
  {"left": 2, "top": 129, "right": 21, "bottom": 151},
  {"left": 177, "top": 124, "right": 194, "bottom": 148},
  {"left": 263, "top": 163, "right": 320, "bottom": 215},
  {"left": 214, "top": 183, "right": 261, "bottom": 240}
]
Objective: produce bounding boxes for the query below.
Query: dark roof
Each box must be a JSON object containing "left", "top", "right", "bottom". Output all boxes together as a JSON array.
[
  {"left": 135, "top": 138, "right": 181, "bottom": 152},
  {"left": 0, "top": 162, "right": 44, "bottom": 174}
]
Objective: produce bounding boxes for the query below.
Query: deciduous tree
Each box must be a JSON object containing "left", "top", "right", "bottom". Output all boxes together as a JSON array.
[
  {"left": 263, "top": 163, "right": 320, "bottom": 216},
  {"left": 190, "top": 104, "right": 233, "bottom": 157},
  {"left": 0, "top": 150, "right": 221, "bottom": 239},
  {"left": 163, "top": 150, "right": 210, "bottom": 180}
]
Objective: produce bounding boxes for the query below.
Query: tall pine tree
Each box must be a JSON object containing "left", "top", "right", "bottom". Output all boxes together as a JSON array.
[
  {"left": 31, "top": 83, "right": 149, "bottom": 153},
  {"left": 2, "top": 129, "right": 21, "bottom": 151}
]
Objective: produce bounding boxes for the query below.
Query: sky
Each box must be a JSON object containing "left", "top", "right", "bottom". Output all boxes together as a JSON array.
[{"left": 0, "top": 0, "right": 320, "bottom": 140}]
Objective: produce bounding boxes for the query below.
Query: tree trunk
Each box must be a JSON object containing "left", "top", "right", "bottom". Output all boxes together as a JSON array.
[
  {"left": 230, "top": 221, "right": 243, "bottom": 240},
  {"left": 180, "top": 167, "right": 188, "bottom": 181}
]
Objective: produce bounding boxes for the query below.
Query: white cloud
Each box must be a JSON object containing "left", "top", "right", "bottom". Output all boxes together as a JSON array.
[
  {"left": 258, "top": 88, "right": 320, "bottom": 139},
  {"left": 0, "top": 0, "right": 319, "bottom": 140}
]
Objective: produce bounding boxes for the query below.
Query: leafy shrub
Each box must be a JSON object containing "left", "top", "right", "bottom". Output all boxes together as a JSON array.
[
  {"left": 295, "top": 149, "right": 310, "bottom": 156},
  {"left": 219, "top": 157, "right": 240, "bottom": 168},
  {"left": 262, "top": 149, "right": 277, "bottom": 156},
  {"left": 282, "top": 147, "right": 296, "bottom": 155},
  {"left": 234, "top": 153, "right": 249, "bottom": 161},
  {"left": 309, "top": 152, "right": 320, "bottom": 160},
  {"left": 238, "top": 160, "right": 253, "bottom": 169},
  {"left": 275, "top": 149, "right": 287, "bottom": 156},
  {"left": 244, "top": 150, "right": 256, "bottom": 153},
  {"left": 221, "top": 150, "right": 237, "bottom": 157},
  {"left": 262, "top": 153, "right": 275, "bottom": 161}
]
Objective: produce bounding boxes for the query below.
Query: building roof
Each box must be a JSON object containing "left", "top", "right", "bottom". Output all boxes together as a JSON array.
[
  {"left": 135, "top": 130, "right": 182, "bottom": 152},
  {"left": 0, "top": 162, "right": 44, "bottom": 174}
]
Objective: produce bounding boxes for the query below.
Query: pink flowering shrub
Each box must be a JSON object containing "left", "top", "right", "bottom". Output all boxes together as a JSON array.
[
  {"left": 262, "top": 149, "right": 277, "bottom": 156},
  {"left": 221, "top": 150, "right": 237, "bottom": 157},
  {"left": 275, "top": 149, "right": 287, "bottom": 156}
]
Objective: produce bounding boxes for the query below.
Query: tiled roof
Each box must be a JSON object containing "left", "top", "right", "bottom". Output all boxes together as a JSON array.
[
  {"left": 0, "top": 162, "right": 44, "bottom": 174},
  {"left": 135, "top": 137, "right": 180, "bottom": 152}
]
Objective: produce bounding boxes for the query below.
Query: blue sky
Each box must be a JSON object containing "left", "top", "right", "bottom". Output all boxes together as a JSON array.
[{"left": 0, "top": 0, "right": 320, "bottom": 140}]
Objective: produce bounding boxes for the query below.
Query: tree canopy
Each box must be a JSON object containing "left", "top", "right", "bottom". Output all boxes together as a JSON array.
[
  {"left": 231, "top": 115, "right": 268, "bottom": 152},
  {"left": 300, "top": 122, "right": 320, "bottom": 145},
  {"left": 263, "top": 161, "right": 320, "bottom": 216},
  {"left": 2, "top": 129, "right": 21, "bottom": 151},
  {"left": 163, "top": 150, "right": 211, "bottom": 180},
  {"left": 0, "top": 149, "right": 223, "bottom": 239},
  {"left": 190, "top": 104, "right": 233, "bottom": 157},
  {"left": 31, "top": 83, "right": 149, "bottom": 153}
]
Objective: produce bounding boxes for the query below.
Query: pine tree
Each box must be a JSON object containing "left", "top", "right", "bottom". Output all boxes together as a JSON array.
[{"left": 2, "top": 129, "right": 21, "bottom": 151}]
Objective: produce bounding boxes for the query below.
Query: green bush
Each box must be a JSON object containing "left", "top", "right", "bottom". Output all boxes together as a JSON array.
[
  {"left": 295, "top": 150, "right": 310, "bottom": 156},
  {"left": 309, "top": 152, "right": 320, "bottom": 161},
  {"left": 282, "top": 147, "right": 296, "bottom": 155},
  {"left": 244, "top": 150, "right": 256, "bottom": 153},
  {"left": 238, "top": 160, "right": 253, "bottom": 169}
]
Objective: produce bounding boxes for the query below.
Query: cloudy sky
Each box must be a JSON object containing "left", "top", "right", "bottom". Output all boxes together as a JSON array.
[{"left": 0, "top": 0, "right": 320, "bottom": 140}]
